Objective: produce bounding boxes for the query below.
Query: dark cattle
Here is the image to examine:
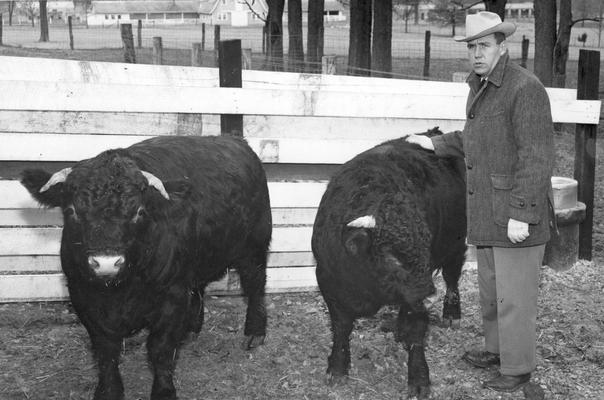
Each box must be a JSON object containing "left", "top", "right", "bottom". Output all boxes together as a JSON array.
[
  {"left": 312, "top": 128, "right": 466, "bottom": 399},
  {"left": 21, "top": 136, "right": 272, "bottom": 400}
]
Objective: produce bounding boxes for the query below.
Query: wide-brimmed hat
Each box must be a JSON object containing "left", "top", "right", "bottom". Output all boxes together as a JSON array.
[{"left": 455, "top": 11, "right": 516, "bottom": 42}]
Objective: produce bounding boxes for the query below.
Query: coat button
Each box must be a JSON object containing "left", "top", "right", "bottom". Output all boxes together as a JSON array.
[
  {"left": 467, "top": 163, "right": 473, "bottom": 170},
  {"left": 519, "top": 201, "right": 525, "bottom": 207},
  {"left": 469, "top": 113, "right": 475, "bottom": 119},
  {"left": 469, "top": 190, "right": 474, "bottom": 195}
]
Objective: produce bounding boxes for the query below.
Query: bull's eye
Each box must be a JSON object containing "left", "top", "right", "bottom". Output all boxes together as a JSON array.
[
  {"left": 64, "top": 205, "right": 77, "bottom": 220},
  {"left": 133, "top": 206, "right": 146, "bottom": 223}
]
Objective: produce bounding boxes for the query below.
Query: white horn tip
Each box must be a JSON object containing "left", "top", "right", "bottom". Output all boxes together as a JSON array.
[{"left": 347, "top": 215, "right": 376, "bottom": 229}]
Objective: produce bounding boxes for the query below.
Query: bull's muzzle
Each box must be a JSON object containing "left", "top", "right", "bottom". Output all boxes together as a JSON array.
[{"left": 88, "top": 254, "right": 125, "bottom": 277}]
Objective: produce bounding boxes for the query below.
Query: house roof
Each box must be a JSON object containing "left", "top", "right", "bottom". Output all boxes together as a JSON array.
[{"left": 92, "top": 1, "right": 200, "bottom": 14}]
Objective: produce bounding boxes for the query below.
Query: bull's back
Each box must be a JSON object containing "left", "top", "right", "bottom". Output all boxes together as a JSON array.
[{"left": 313, "top": 139, "right": 465, "bottom": 269}]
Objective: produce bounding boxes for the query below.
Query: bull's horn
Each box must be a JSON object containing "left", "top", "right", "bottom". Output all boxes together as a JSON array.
[
  {"left": 40, "top": 167, "right": 72, "bottom": 193},
  {"left": 141, "top": 171, "right": 170, "bottom": 200},
  {"left": 347, "top": 215, "right": 376, "bottom": 229}
]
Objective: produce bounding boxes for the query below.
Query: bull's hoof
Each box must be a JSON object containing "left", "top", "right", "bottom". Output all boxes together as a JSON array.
[
  {"left": 241, "top": 334, "right": 265, "bottom": 350},
  {"left": 407, "top": 384, "right": 430, "bottom": 399},
  {"left": 441, "top": 318, "right": 461, "bottom": 329},
  {"left": 325, "top": 372, "right": 348, "bottom": 386}
]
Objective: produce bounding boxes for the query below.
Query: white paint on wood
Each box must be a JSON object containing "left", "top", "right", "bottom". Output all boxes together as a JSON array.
[
  {"left": 0, "top": 226, "right": 314, "bottom": 255},
  {"left": 0, "top": 56, "right": 578, "bottom": 100},
  {"left": 0, "top": 180, "right": 326, "bottom": 209},
  {"left": 0, "top": 208, "right": 316, "bottom": 228},
  {"left": 0, "top": 252, "right": 316, "bottom": 274}
]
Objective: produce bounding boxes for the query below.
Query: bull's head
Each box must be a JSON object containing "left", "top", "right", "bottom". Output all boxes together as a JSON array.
[
  {"left": 344, "top": 215, "right": 436, "bottom": 309},
  {"left": 21, "top": 152, "right": 186, "bottom": 286}
]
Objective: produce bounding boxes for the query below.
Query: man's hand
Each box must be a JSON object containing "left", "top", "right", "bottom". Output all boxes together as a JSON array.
[
  {"left": 507, "top": 218, "right": 529, "bottom": 244},
  {"left": 406, "top": 134, "right": 435, "bottom": 151}
]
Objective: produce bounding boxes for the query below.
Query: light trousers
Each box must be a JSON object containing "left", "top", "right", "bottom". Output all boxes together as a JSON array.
[{"left": 476, "top": 245, "right": 544, "bottom": 375}]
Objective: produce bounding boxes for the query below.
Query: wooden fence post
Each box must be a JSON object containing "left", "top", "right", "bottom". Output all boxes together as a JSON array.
[
  {"left": 201, "top": 23, "right": 206, "bottom": 51},
  {"left": 0, "top": 14, "right": 3, "bottom": 46},
  {"left": 219, "top": 39, "right": 243, "bottom": 137},
  {"left": 192, "top": 42, "right": 202, "bottom": 66},
  {"left": 521, "top": 35, "right": 529, "bottom": 68},
  {"left": 214, "top": 25, "right": 221, "bottom": 65},
  {"left": 120, "top": 24, "right": 136, "bottom": 63},
  {"left": 152, "top": 36, "right": 163, "bottom": 65},
  {"left": 68, "top": 16, "right": 74, "bottom": 50},
  {"left": 322, "top": 55, "right": 337, "bottom": 75},
  {"left": 574, "top": 49, "right": 600, "bottom": 261},
  {"left": 241, "top": 48, "right": 252, "bottom": 70},
  {"left": 137, "top": 19, "right": 142, "bottom": 49},
  {"left": 423, "top": 30, "right": 431, "bottom": 78}
]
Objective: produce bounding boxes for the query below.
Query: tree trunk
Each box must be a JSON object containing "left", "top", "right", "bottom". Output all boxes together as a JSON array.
[
  {"left": 372, "top": 0, "right": 391, "bottom": 77},
  {"left": 483, "top": 0, "right": 507, "bottom": 20},
  {"left": 348, "top": 0, "right": 372, "bottom": 76},
  {"left": 8, "top": 1, "right": 15, "bottom": 26},
  {"left": 533, "top": 0, "right": 556, "bottom": 86},
  {"left": 288, "top": 0, "right": 304, "bottom": 72},
  {"left": 266, "top": 0, "right": 285, "bottom": 71},
  {"left": 553, "top": 0, "right": 572, "bottom": 88},
  {"left": 39, "top": 0, "right": 49, "bottom": 42},
  {"left": 307, "top": 0, "right": 324, "bottom": 72}
]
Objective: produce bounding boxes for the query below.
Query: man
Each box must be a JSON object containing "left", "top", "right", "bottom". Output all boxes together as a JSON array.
[{"left": 407, "top": 11, "right": 555, "bottom": 393}]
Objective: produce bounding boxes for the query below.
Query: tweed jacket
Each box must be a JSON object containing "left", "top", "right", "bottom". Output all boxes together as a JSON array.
[{"left": 432, "top": 53, "right": 555, "bottom": 247}]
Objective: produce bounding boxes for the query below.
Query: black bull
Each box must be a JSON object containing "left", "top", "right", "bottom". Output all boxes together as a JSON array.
[
  {"left": 21, "top": 136, "right": 272, "bottom": 400},
  {"left": 312, "top": 129, "right": 467, "bottom": 399}
]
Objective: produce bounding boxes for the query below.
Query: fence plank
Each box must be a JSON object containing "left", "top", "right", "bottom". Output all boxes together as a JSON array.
[
  {"left": 0, "top": 56, "right": 579, "bottom": 100},
  {"left": 0, "top": 226, "right": 314, "bottom": 255},
  {"left": 0, "top": 265, "right": 321, "bottom": 302},
  {"left": 0, "top": 208, "right": 317, "bottom": 228},
  {"left": 0, "top": 180, "right": 327, "bottom": 209},
  {"left": 0, "top": 80, "right": 598, "bottom": 123}
]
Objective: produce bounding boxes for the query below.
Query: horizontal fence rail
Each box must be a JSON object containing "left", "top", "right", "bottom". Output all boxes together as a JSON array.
[{"left": 0, "top": 55, "right": 600, "bottom": 302}]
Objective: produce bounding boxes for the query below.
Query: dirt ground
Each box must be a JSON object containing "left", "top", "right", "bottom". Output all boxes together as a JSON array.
[{"left": 0, "top": 260, "right": 603, "bottom": 400}]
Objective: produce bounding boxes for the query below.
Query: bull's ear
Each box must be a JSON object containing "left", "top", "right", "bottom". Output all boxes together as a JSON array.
[
  {"left": 20, "top": 169, "right": 64, "bottom": 208},
  {"left": 343, "top": 215, "right": 376, "bottom": 256}
]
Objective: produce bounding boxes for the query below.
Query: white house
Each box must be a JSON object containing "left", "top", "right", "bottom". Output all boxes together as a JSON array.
[{"left": 88, "top": 0, "right": 268, "bottom": 27}]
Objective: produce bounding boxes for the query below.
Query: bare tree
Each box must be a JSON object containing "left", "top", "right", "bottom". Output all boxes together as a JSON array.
[
  {"left": 533, "top": 0, "right": 556, "bottom": 86},
  {"left": 288, "top": 0, "right": 304, "bottom": 72},
  {"left": 7, "top": 1, "right": 16, "bottom": 25},
  {"left": 394, "top": 0, "right": 422, "bottom": 33},
  {"left": 266, "top": 0, "right": 285, "bottom": 71},
  {"left": 19, "top": 0, "right": 38, "bottom": 27},
  {"left": 348, "top": 0, "right": 372, "bottom": 75},
  {"left": 307, "top": 0, "right": 324, "bottom": 72},
  {"left": 39, "top": 0, "right": 49, "bottom": 42},
  {"left": 482, "top": 0, "right": 506, "bottom": 19},
  {"left": 372, "top": 0, "right": 392, "bottom": 77}
]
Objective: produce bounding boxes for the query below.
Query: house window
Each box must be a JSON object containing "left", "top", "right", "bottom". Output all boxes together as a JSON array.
[{"left": 105, "top": 15, "right": 109, "bottom": 20}]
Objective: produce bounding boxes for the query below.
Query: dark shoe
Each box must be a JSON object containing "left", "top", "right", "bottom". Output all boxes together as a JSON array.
[
  {"left": 483, "top": 373, "right": 531, "bottom": 392},
  {"left": 462, "top": 349, "right": 500, "bottom": 368}
]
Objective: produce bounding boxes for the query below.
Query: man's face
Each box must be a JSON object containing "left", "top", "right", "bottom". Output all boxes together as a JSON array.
[{"left": 467, "top": 34, "right": 504, "bottom": 76}]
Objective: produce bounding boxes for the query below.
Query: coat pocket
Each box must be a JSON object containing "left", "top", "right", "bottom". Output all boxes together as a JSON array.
[{"left": 491, "top": 174, "right": 513, "bottom": 227}]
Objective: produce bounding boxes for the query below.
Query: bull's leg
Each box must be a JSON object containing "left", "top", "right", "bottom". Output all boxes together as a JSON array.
[
  {"left": 441, "top": 250, "right": 465, "bottom": 328},
  {"left": 147, "top": 289, "right": 189, "bottom": 400},
  {"left": 90, "top": 334, "right": 124, "bottom": 400},
  {"left": 324, "top": 298, "right": 354, "bottom": 385},
  {"left": 187, "top": 287, "right": 205, "bottom": 334},
  {"left": 236, "top": 250, "right": 267, "bottom": 350},
  {"left": 397, "top": 302, "right": 430, "bottom": 400}
]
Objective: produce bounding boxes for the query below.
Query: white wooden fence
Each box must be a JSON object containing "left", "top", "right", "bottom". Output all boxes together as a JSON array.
[{"left": 0, "top": 56, "right": 600, "bottom": 302}]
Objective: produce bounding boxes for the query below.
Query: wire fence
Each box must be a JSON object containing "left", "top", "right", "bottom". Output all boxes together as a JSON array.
[{"left": 0, "top": 20, "right": 602, "bottom": 85}]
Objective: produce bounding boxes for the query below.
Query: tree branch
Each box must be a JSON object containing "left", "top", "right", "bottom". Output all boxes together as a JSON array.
[
  {"left": 570, "top": 17, "right": 601, "bottom": 27},
  {"left": 238, "top": 0, "right": 267, "bottom": 23}
]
